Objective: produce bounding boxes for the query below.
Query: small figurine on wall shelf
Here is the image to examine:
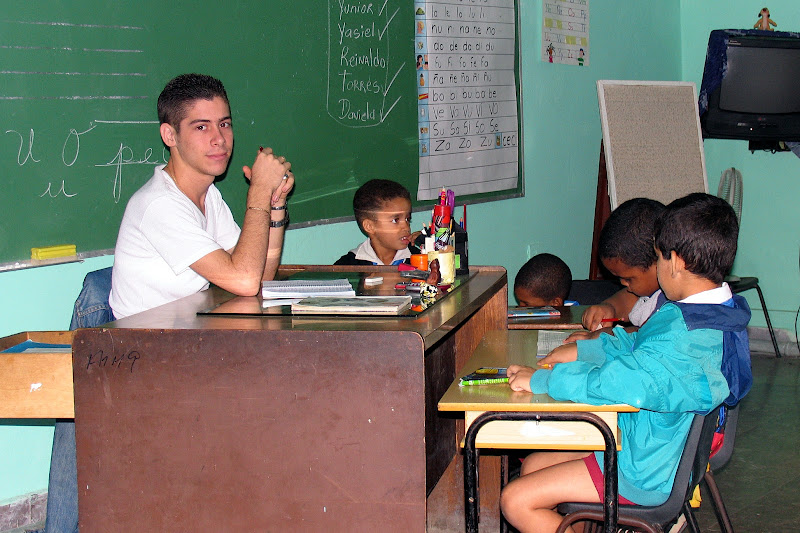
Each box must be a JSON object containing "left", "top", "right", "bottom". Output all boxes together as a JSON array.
[{"left": 754, "top": 7, "right": 777, "bottom": 31}]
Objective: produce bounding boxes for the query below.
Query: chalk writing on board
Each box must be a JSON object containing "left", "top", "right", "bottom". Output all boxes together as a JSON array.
[
  {"left": 327, "top": 0, "right": 405, "bottom": 127},
  {"left": 95, "top": 141, "right": 164, "bottom": 203},
  {"left": 5, "top": 129, "right": 41, "bottom": 165},
  {"left": 40, "top": 180, "right": 76, "bottom": 198},
  {"left": 2, "top": 121, "right": 163, "bottom": 203},
  {"left": 415, "top": 0, "right": 519, "bottom": 200},
  {"left": 85, "top": 349, "right": 141, "bottom": 373}
]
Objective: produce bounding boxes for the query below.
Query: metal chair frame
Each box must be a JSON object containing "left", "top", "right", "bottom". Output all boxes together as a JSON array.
[{"left": 463, "top": 411, "right": 619, "bottom": 533}]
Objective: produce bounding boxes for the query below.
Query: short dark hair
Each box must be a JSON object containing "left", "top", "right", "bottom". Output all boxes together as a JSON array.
[
  {"left": 157, "top": 73, "right": 229, "bottom": 129},
  {"left": 599, "top": 198, "right": 666, "bottom": 269},
  {"left": 654, "top": 193, "right": 738, "bottom": 284},
  {"left": 353, "top": 179, "right": 411, "bottom": 232},
  {"left": 514, "top": 253, "right": 572, "bottom": 302}
]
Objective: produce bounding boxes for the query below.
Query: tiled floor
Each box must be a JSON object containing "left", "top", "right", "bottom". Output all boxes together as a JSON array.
[{"left": 693, "top": 351, "right": 800, "bottom": 533}]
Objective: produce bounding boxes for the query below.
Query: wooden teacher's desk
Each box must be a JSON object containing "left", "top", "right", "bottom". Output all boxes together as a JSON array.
[{"left": 70, "top": 265, "right": 507, "bottom": 532}]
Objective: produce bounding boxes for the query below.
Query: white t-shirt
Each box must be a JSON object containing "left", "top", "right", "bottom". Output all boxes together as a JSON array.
[
  {"left": 109, "top": 165, "right": 241, "bottom": 318},
  {"left": 628, "top": 289, "right": 662, "bottom": 327}
]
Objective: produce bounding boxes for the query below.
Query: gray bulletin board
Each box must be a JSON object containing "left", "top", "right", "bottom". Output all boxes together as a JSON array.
[{"left": 597, "top": 80, "right": 708, "bottom": 209}]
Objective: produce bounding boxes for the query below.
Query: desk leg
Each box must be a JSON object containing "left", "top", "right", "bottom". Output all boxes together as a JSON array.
[
  {"left": 499, "top": 454, "right": 508, "bottom": 533},
  {"left": 463, "top": 412, "right": 618, "bottom": 533}
]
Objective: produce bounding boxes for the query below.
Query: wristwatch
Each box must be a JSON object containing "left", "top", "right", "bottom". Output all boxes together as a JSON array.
[{"left": 269, "top": 205, "right": 288, "bottom": 228}]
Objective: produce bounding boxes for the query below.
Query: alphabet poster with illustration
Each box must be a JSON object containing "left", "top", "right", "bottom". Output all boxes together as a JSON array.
[
  {"left": 542, "top": 0, "right": 589, "bottom": 66},
  {"left": 415, "top": 0, "right": 519, "bottom": 201}
]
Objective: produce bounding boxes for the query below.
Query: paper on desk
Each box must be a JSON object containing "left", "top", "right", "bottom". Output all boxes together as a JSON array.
[
  {"left": 537, "top": 330, "right": 571, "bottom": 356},
  {"left": 520, "top": 422, "right": 575, "bottom": 438},
  {"left": 261, "top": 298, "right": 301, "bottom": 308}
]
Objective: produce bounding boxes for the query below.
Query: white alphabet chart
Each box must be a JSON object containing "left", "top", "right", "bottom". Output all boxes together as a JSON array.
[
  {"left": 415, "top": 0, "right": 519, "bottom": 201},
  {"left": 542, "top": 0, "right": 589, "bottom": 66}
]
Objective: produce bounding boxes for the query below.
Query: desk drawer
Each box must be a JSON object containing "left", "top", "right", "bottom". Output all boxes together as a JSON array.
[{"left": 464, "top": 410, "right": 621, "bottom": 451}]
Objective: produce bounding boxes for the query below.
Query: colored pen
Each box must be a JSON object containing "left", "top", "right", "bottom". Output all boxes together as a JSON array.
[
  {"left": 395, "top": 282, "right": 423, "bottom": 292},
  {"left": 459, "top": 377, "right": 509, "bottom": 386},
  {"left": 600, "top": 318, "right": 623, "bottom": 323}
]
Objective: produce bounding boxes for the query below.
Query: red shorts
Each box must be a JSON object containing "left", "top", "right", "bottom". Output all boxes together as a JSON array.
[{"left": 583, "top": 454, "right": 637, "bottom": 505}]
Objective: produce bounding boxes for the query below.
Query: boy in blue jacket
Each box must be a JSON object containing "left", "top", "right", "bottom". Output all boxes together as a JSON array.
[{"left": 501, "top": 193, "right": 751, "bottom": 533}]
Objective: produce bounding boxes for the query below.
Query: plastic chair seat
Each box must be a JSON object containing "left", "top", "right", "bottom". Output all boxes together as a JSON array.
[{"left": 556, "top": 410, "right": 719, "bottom": 533}]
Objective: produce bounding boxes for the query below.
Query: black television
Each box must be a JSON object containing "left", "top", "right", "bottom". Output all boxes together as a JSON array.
[{"left": 699, "top": 30, "right": 800, "bottom": 141}]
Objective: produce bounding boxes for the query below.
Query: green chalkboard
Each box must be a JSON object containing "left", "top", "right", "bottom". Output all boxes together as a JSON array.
[{"left": 0, "top": 1, "right": 521, "bottom": 266}]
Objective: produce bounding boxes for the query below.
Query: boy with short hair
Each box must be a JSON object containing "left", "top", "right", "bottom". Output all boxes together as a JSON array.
[
  {"left": 501, "top": 193, "right": 751, "bottom": 533},
  {"left": 514, "top": 253, "right": 572, "bottom": 307},
  {"left": 581, "top": 198, "right": 666, "bottom": 332},
  {"left": 335, "top": 179, "right": 419, "bottom": 266}
]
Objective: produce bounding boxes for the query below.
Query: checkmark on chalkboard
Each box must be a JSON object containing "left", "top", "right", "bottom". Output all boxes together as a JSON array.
[{"left": 378, "top": 7, "right": 399, "bottom": 41}]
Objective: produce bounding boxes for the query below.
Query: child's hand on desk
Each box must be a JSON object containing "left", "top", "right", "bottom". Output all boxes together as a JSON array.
[
  {"left": 564, "top": 330, "right": 594, "bottom": 342},
  {"left": 538, "top": 343, "right": 578, "bottom": 368},
  {"left": 507, "top": 364, "right": 535, "bottom": 392},
  {"left": 564, "top": 327, "right": 612, "bottom": 343},
  {"left": 581, "top": 303, "right": 618, "bottom": 331}
]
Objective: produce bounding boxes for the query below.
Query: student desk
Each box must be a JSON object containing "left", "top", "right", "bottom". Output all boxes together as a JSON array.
[
  {"left": 507, "top": 305, "right": 587, "bottom": 330},
  {"left": 0, "top": 331, "right": 74, "bottom": 418},
  {"left": 438, "top": 330, "right": 638, "bottom": 533},
  {"left": 70, "top": 265, "right": 507, "bottom": 532}
]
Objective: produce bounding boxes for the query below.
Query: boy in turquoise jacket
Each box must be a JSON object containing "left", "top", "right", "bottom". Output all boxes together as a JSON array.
[{"left": 501, "top": 193, "right": 751, "bottom": 533}]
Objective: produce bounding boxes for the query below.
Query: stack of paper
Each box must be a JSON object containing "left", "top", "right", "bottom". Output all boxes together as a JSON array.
[{"left": 261, "top": 278, "right": 356, "bottom": 299}]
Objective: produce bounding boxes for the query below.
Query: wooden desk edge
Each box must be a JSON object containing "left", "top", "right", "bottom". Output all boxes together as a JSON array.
[{"left": 438, "top": 400, "right": 639, "bottom": 413}]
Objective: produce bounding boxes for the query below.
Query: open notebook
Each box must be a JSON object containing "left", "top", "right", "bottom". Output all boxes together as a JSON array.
[{"left": 536, "top": 330, "right": 571, "bottom": 356}]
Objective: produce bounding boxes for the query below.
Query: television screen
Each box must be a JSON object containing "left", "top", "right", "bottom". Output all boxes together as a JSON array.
[
  {"left": 700, "top": 31, "right": 800, "bottom": 141},
  {"left": 721, "top": 44, "right": 800, "bottom": 114}
]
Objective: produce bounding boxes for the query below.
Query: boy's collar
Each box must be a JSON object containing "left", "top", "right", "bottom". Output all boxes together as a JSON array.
[
  {"left": 352, "top": 238, "right": 411, "bottom": 265},
  {"left": 678, "top": 282, "right": 733, "bottom": 304}
]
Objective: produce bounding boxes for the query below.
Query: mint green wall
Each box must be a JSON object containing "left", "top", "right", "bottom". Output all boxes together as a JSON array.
[
  {"left": 2, "top": 0, "right": 685, "bottom": 505},
  {"left": 680, "top": 0, "right": 800, "bottom": 331}
]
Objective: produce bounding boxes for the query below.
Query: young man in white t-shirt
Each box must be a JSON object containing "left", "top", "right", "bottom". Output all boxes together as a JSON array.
[{"left": 110, "top": 73, "right": 294, "bottom": 318}]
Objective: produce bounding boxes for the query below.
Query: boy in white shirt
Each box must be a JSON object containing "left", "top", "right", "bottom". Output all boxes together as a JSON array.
[{"left": 110, "top": 74, "right": 294, "bottom": 318}]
